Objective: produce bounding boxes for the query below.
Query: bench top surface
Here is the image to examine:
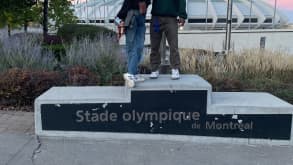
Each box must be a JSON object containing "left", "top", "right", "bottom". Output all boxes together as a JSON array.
[
  {"left": 210, "top": 92, "right": 293, "bottom": 114},
  {"left": 133, "top": 74, "right": 212, "bottom": 91},
  {"left": 36, "top": 75, "right": 212, "bottom": 102}
]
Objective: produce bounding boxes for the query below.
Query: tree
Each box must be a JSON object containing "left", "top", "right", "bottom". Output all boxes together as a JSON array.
[
  {"left": 0, "top": 0, "right": 38, "bottom": 36},
  {"left": 0, "top": 0, "right": 19, "bottom": 36},
  {"left": 48, "top": 0, "right": 77, "bottom": 31},
  {"left": 43, "top": 0, "right": 49, "bottom": 39},
  {"left": 21, "top": 2, "right": 42, "bottom": 33}
]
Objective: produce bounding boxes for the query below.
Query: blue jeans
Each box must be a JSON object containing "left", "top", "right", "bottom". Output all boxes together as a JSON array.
[{"left": 125, "top": 14, "right": 146, "bottom": 75}]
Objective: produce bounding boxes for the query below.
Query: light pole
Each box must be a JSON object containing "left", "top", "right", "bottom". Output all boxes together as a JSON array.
[
  {"left": 205, "top": 0, "right": 209, "bottom": 30},
  {"left": 273, "top": 0, "right": 277, "bottom": 29},
  {"left": 86, "top": 0, "right": 88, "bottom": 23},
  {"left": 224, "top": 0, "right": 233, "bottom": 53},
  {"left": 249, "top": 0, "right": 253, "bottom": 31},
  {"left": 104, "top": 0, "right": 106, "bottom": 27}
]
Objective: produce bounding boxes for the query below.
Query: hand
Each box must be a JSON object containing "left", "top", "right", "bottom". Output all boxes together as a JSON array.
[
  {"left": 138, "top": 2, "right": 147, "bottom": 14},
  {"left": 117, "top": 21, "right": 125, "bottom": 40},
  {"left": 178, "top": 18, "right": 185, "bottom": 27},
  {"left": 119, "top": 21, "right": 125, "bottom": 27}
]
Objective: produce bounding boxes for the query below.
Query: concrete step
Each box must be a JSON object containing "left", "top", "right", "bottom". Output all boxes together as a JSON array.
[{"left": 35, "top": 75, "right": 293, "bottom": 145}]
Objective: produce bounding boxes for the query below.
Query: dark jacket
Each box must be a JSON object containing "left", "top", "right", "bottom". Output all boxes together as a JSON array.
[
  {"left": 117, "top": 0, "right": 151, "bottom": 20},
  {"left": 151, "top": 0, "right": 187, "bottom": 19}
]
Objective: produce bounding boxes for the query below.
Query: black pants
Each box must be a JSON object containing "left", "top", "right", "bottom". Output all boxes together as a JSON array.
[{"left": 150, "top": 16, "right": 180, "bottom": 71}]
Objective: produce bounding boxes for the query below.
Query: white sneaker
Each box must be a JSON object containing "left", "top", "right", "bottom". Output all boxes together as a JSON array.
[
  {"left": 171, "top": 69, "right": 180, "bottom": 80},
  {"left": 150, "top": 71, "right": 159, "bottom": 79},
  {"left": 134, "top": 75, "right": 145, "bottom": 82},
  {"left": 123, "top": 73, "right": 135, "bottom": 88}
]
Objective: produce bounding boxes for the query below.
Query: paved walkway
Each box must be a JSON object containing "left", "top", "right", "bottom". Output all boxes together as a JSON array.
[
  {"left": 0, "top": 111, "right": 34, "bottom": 134},
  {"left": 0, "top": 110, "right": 293, "bottom": 165}
]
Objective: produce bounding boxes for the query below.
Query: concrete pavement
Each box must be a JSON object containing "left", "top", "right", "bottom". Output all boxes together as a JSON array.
[
  {"left": 0, "top": 110, "right": 293, "bottom": 165},
  {"left": 0, "top": 111, "right": 34, "bottom": 134}
]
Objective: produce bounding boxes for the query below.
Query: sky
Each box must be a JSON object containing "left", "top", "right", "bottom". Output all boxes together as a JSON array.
[{"left": 267, "top": 0, "right": 293, "bottom": 23}]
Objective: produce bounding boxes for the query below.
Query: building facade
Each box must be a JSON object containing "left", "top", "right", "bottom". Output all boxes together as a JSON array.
[{"left": 73, "top": 0, "right": 288, "bottom": 30}]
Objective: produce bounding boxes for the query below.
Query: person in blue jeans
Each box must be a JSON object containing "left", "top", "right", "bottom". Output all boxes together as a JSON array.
[{"left": 115, "top": 0, "right": 150, "bottom": 87}]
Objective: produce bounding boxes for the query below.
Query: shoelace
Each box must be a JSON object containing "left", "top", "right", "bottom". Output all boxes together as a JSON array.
[{"left": 127, "top": 75, "right": 135, "bottom": 80}]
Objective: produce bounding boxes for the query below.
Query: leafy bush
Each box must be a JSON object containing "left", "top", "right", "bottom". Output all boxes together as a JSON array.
[
  {"left": 0, "top": 34, "right": 56, "bottom": 72},
  {"left": 42, "top": 35, "right": 66, "bottom": 61},
  {"left": 66, "top": 66, "right": 99, "bottom": 86},
  {"left": 43, "top": 34, "right": 62, "bottom": 45},
  {"left": 57, "top": 24, "right": 117, "bottom": 43},
  {"left": 42, "top": 44, "right": 66, "bottom": 61},
  {"left": 96, "top": 55, "right": 126, "bottom": 85},
  {"left": 0, "top": 67, "right": 102, "bottom": 107},
  {"left": 0, "top": 68, "right": 63, "bottom": 106}
]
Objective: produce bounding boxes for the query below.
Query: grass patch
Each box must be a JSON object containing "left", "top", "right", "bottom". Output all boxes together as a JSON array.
[{"left": 177, "top": 48, "right": 293, "bottom": 104}]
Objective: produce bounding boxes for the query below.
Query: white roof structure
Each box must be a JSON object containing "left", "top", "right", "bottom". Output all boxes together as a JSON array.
[{"left": 73, "top": 0, "right": 288, "bottom": 30}]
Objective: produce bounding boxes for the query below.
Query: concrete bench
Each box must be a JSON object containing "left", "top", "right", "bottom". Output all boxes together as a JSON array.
[{"left": 35, "top": 75, "right": 293, "bottom": 145}]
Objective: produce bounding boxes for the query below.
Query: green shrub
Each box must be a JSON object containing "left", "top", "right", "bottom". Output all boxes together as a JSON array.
[
  {"left": 0, "top": 34, "right": 56, "bottom": 72},
  {"left": 63, "top": 37, "right": 125, "bottom": 72},
  {"left": 42, "top": 44, "right": 66, "bottom": 61},
  {"left": 96, "top": 55, "right": 126, "bottom": 85},
  {"left": 57, "top": 24, "right": 117, "bottom": 43}
]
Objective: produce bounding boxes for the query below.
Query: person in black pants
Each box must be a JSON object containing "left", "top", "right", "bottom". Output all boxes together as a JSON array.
[{"left": 149, "top": 0, "right": 187, "bottom": 80}]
